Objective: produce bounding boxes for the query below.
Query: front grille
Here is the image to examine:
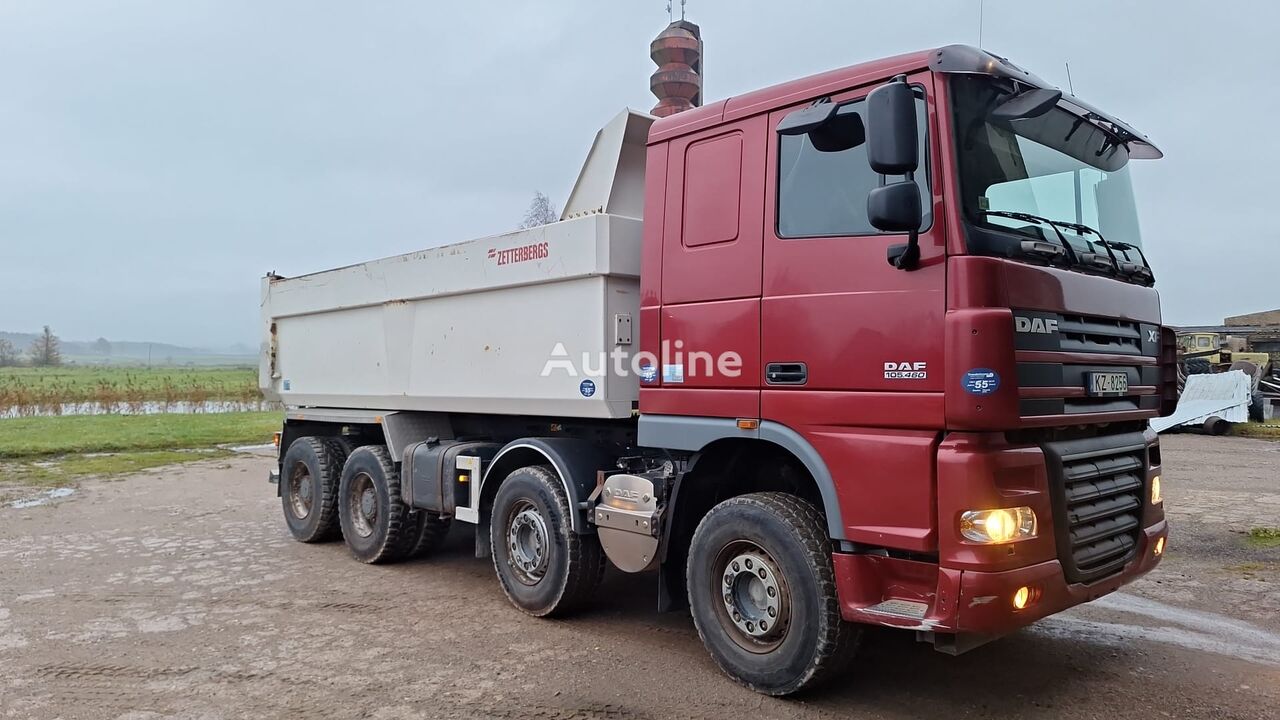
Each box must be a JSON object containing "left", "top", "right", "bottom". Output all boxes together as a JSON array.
[
  {"left": 1012, "top": 310, "right": 1159, "bottom": 357},
  {"left": 1057, "top": 314, "right": 1143, "bottom": 355},
  {"left": 1042, "top": 433, "right": 1148, "bottom": 583}
]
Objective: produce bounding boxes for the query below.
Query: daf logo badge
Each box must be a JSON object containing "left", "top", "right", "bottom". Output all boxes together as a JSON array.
[{"left": 1014, "top": 316, "right": 1059, "bottom": 334}]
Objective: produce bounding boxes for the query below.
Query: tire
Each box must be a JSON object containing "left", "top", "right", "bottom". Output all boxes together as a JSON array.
[
  {"left": 686, "top": 492, "right": 860, "bottom": 696},
  {"left": 1185, "top": 358, "right": 1212, "bottom": 376},
  {"left": 489, "top": 465, "right": 604, "bottom": 617},
  {"left": 409, "top": 513, "right": 453, "bottom": 558},
  {"left": 1250, "top": 391, "right": 1266, "bottom": 423},
  {"left": 338, "top": 445, "right": 417, "bottom": 564},
  {"left": 280, "top": 436, "right": 348, "bottom": 543}
]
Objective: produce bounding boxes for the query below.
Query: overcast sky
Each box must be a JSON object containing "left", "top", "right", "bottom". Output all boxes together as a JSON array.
[{"left": 1, "top": 1, "right": 1275, "bottom": 348}]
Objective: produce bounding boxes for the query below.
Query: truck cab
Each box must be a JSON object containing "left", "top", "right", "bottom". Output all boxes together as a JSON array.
[{"left": 636, "top": 43, "right": 1170, "bottom": 655}]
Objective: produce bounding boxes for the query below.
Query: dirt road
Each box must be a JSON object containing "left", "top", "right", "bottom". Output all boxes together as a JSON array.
[{"left": 2, "top": 435, "right": 1278, "bottom": 719}]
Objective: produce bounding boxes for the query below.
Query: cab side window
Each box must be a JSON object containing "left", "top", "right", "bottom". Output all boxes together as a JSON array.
[{"left": 778, "top": 95, "right": 930, "bottom": 238}]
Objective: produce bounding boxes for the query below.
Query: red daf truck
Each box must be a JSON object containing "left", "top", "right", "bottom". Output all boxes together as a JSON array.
[{"left": 262, "top": 45, "right": 1173, "bottom": 695}]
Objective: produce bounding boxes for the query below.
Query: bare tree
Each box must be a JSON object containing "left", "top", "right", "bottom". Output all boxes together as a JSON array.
[
  {"left": 29, "top": 326, "right": 62, "bottom": 367},
  {"left": 518, "top": 191, "right": 559, "bottom": 229},
  {"left": 94, "top": 337, "right": 112, "bottom": 356},
  {"left": 0, "top": 338, "right": 17, "bottom": 367}
]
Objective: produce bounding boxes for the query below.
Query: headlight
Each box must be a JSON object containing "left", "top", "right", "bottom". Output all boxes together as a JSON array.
[
  {"left": 1151, "top": 475, "right": 1162, "bottom": 505},
  {"left": 960, "top": 507, "right": 1037, "bottom": 544}
]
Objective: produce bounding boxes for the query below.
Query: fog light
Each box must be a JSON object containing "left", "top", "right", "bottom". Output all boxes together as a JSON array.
[
  {"left": 1151, "top": 475, "right": 1162, "bottom": 505},
  {"left": 1154, "top": 536, "right": 1165, "bottom": 556},
  {"left": 960, "top": 507, "right": 1037, "bottom": 544},
  {"left": 1013, "top": 586, "right": 1032, "bottom": 610}
]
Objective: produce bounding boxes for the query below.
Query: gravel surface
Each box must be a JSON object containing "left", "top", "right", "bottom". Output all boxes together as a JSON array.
[{"left": 1, "top": 434, "right": 1277, "bottom": 719}]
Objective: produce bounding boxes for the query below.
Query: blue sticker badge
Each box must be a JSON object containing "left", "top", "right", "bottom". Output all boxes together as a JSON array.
[
  {"left": 639, "top": 362, "right": 658, "bottom": 384},
  {"left": 961, "top": 368, "right": 1000, "bottom": 395},
  {"left": 579, "top": 379, "right": 597, "bottom": 397}
]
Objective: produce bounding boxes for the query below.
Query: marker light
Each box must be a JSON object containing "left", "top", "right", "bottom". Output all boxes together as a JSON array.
[
  {"left": 1154, "top": 537, "right": 1165, "bottom": 556},
  {"left": 1012, "top": 586, "right": 1032, "bottom": 610},
  {"left": 1151, "top": 475, "right": 1162, "bottom": 505},
  {"left": 960, "top": 507, "right": 1038, "bottom": 544}
]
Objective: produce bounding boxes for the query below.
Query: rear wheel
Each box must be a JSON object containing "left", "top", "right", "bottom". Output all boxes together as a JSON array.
[
  {"left": 280, "top": 437, "right": 348, "bottom": 542},
  {"left": 338, "top": 445, "right": 416, "bottom": 564},
  {"left": 686, "top": 492, "right": 859, "bottom": 696},
  {"left": 410, "top": 513, "right": 453, "bottom": 558},
  {"left": 489, "top": 465, "right": 604, "bottom": 617}
]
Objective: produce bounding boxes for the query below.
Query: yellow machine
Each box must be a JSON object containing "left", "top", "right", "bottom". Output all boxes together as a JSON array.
[{"left": 1176, "top": 331, "right": 1271, "bottom": 369}]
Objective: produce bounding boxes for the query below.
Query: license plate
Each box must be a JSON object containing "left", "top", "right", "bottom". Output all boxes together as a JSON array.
[{"left": 1087, "top": 372, "right": 1129, "bottom": 397}]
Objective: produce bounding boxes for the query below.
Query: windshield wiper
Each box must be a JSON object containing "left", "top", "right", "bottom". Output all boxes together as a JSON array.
[
  {"left": 983, "top": 210, "right": 1080, "bottom": 266},
  {"left": 983, "top": 211, "right": 1154, "bottom": 285},
  {"left": 1055, "top": 221, "right": 1155, "bottom": 285}
]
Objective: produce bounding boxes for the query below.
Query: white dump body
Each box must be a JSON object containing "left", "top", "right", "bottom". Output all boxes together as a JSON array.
[
  {"left": 260, "top": 109, "right": 653, "bottom": 421},
  {"left": 261, "top": 213, "right": 642, "bottom": 419}
]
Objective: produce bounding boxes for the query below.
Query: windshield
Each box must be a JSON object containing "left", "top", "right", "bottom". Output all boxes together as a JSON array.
[{"left": 952, "top": 76, "right": 1144, "bottom": 256}]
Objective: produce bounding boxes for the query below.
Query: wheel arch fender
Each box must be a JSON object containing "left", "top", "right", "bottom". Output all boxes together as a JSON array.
[
  {"left": 640, "top": 416, "right": 847, "bottom": 614},
  {"left": 757, "top": 421, "right": 846, "bottom": 541},
  {"left": 479, "top": 437, "right": 620, "bottom": 535},
  {"left": 639, "top": 415, "right": 846, "bottom": 540}
]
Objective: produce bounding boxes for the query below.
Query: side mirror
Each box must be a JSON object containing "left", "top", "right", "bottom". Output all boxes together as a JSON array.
[
  {"left": 867, "top": 182, "right": 922, "bottom": 232},
  {"left": 991, "top": 88, "right": 1062, "bottom": 121},
  {"left": 866, "top": 75, "right": 923, "bottom": 270},
  {"left": 778, "top": 101, "right": 866, "bottom": 153},
  {"left": 866, "top": 76, "right": 918, "bottom": 174}
]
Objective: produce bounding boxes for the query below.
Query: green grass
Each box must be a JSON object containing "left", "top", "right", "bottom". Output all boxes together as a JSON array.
[
  {"left": 0, "top": 411, "right": 281, "bottom": 460},
  {"left": 0, "top": 365, "right": 259, "bottom": 414},
  {"left": 0, "top": 365, "right": 255, "bottom": 392},
  {"left": 1, "top": 449, "right": 233, "bottom": 488},
  {"left": 1247, "top": 527, "right": 1280, "bottom": 549},
  {"left": 1232, "top": 422, "right": 1280, "bottom": 440}
]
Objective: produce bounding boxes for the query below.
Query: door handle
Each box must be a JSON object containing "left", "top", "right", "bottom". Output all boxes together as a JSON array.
[{"left": 765, "top": 362, "right": 807, "bottom": 385}]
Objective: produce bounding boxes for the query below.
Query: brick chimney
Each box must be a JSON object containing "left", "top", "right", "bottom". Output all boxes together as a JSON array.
[{"left": 650, "top": 20, "right": 703, "bottom": 118}]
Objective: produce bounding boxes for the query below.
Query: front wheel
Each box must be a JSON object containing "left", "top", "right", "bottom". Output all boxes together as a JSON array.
[
  {"left": 489, "top": 465, "right": 604, "bottom": 617},
  {"left": 686, "top": 492, "right": 859, "bottom": 696}
]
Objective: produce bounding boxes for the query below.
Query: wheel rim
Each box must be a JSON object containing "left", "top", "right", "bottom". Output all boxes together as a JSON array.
[
  {"left": 712, "top": 541, "right": 791, "bottom": 653},
  {"left": 348, "top": 471, "right": 378, "bottom": 538},
  {"left": 287, "top": 462, "right": 313, "bottom": 519},
  {"left": 505, "top": 500, "right": 550, "bottom": 585}
]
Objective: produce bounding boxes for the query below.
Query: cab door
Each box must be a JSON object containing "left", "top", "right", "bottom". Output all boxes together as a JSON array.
[
  {"left": 760, "top": 70, "right": 946, "bottom": 550},
  {"left": 647, "top": 115, "right": 767, "bottom": 420}
]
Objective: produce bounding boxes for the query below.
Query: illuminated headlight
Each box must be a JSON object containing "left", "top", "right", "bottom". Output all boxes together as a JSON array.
[
  {"left": 1151, "top": 475, "right": 1162, "bottom": 505},
  {"left": 960, "top": 507, "right": 1037, "bottom": 544}
]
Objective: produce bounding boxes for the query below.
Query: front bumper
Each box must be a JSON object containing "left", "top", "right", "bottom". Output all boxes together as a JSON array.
[{"left": 833, "top": 518, "right": 1167, "bottom": 638}]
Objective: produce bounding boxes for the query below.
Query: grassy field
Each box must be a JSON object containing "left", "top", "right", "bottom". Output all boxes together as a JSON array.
[
  {"left": 0, "top": 365, "right": 259, "bottom": 415},
  {"left": 0, "top": 411, "right": 280, "bottom": 459},
  {"left": 0, "top": 411, "right": 280, "bottom": 491},
  {"left": 1231, "top": 421, "right": 1280, "bottom": 440}
]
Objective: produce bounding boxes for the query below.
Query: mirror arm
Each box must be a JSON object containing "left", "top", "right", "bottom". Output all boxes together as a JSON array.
[{"left": 886, "top": 169, "right": 921, "bottom": 271}]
